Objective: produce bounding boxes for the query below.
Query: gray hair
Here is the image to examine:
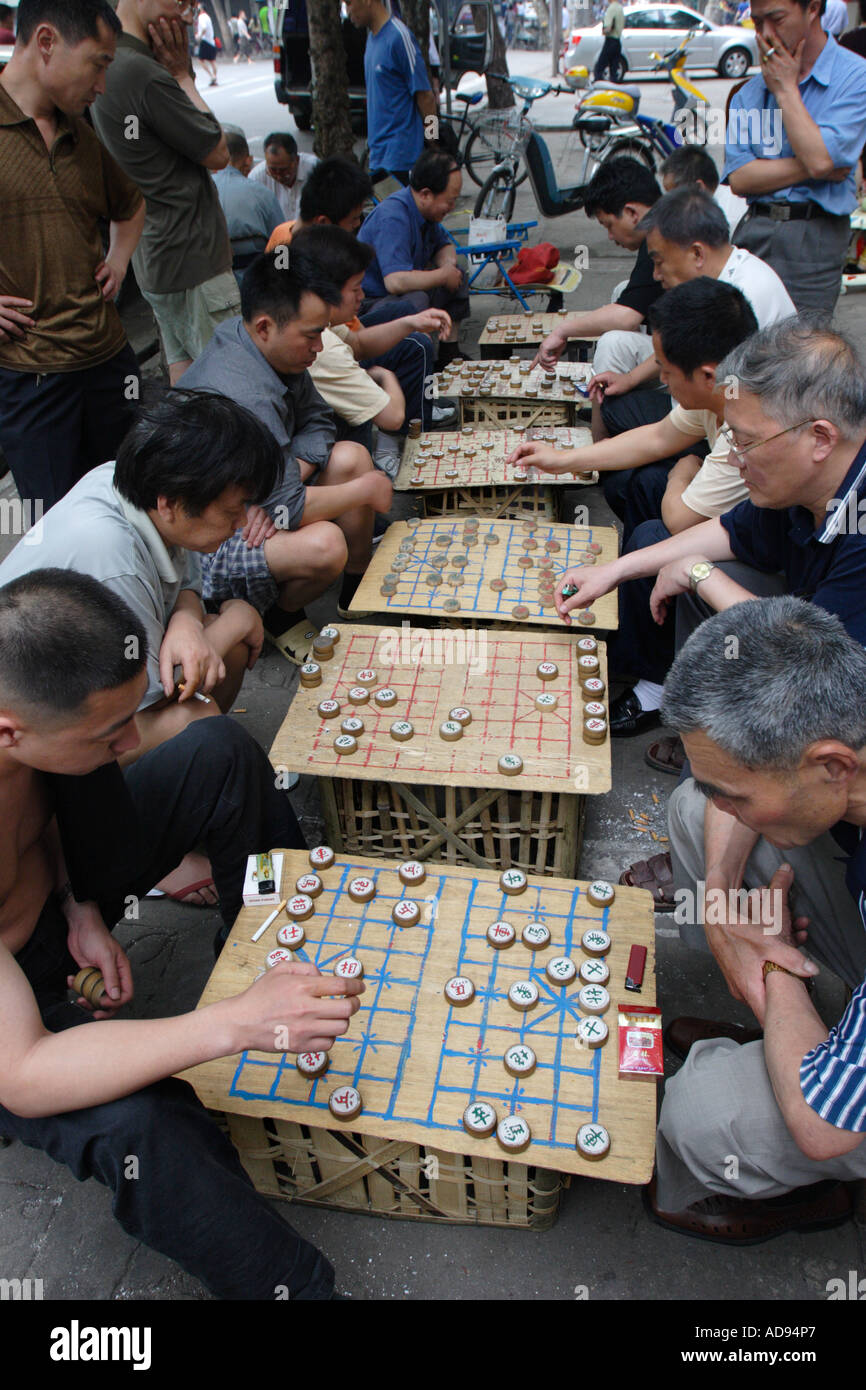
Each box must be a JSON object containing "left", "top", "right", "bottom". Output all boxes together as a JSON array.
[
  {"left": 716, "top": 317, "right": 866, "bottom": 440},
  {"left": 638, "top": 187, "right": 729, "bottom": 249},
  {"left": 661, "top": 597, "right": 866, "bottom": 769}
]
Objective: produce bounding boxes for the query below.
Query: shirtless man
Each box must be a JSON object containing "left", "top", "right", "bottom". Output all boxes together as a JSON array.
[{"left": 0, "top": 569, "right": 362, "bottom": 1298}]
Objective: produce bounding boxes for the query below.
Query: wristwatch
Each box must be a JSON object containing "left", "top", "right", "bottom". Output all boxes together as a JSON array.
[{"left": 688, "top": 560, "right": 716, "bottom": 593}]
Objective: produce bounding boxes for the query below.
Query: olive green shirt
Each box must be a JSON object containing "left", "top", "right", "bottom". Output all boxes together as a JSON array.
[
  {"left": 0, "top": 82, "right": 142, "bottom": 373},
  {"left": 603, "top": 2, "right": 625, "bottom": 39},
  {"left": 91, "top": 33, "right": 230, "bottom": 295}
]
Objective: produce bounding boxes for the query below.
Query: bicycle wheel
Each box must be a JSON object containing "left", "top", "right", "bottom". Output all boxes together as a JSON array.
[
  {"left": 473, "top": 168, "right": 517, "bottom": 222},
  {"left": 464, "top": 114, "right": 529, "bottom": 188},
  {"left": 599, "top": 138, "right": 657, "bottom": 172}
]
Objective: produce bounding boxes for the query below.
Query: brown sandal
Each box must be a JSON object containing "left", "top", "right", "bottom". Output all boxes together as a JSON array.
[
  {"left": 619, "top": 851, "right": 676, "bottom": 912},
  {"left": 644, "top": 735, "right": 685, "bottom": 776}
]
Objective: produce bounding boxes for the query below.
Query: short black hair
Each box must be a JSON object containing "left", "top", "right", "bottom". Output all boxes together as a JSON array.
[
  {"left": 240, "top": 248, "right": 341, "bottom": 326},
  {"left": 263, "top": 131, "right": 298, "bottom": 158},
  {"left": 16, "top": 0, "right": 120, "bottom": 45},
  {"left": 639, "top": 187, "right": 730, "bottom": 248},
  {"left": 409, "top": 146, "right": 461, "bottom": 195},
  {"left": 648, "top": 277, "right": 758, "bottom": 376},
  {"left": 0, "top": 570, "right": 147, "bottom": 722},
  {"left": 113, "top": 390, "right": 283, "bottom": 515},
  {"left": 225, "top": 129, "right": 250, "bottom": 161},
  {"left": 290, "top": 223, "right": 374, "bottom": 286},
  {"left": 583, "top": 156, "right": 661, "bottom": 218},
  {"left": 299, "top": 156, "right": 373, "bottom": 225},
  {"left": 0, "top": 6, "right": 15, "bottom": 23},
  {"left": 660, "top": 145, "right": 720, "bottom": 193}
]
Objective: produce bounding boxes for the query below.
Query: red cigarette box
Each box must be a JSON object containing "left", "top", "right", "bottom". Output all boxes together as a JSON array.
[{"left": 618, "top": 1005, "right": 664, "bottom": 1077}]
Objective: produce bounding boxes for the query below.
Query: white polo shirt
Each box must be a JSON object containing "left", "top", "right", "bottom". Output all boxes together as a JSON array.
[{"left": 0, "top": 463, "right": 201, "bottom": 710}]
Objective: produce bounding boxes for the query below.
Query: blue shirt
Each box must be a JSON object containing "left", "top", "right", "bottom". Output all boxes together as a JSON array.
[
  {"left": 800, "top": 821, "right": 866, "bottom": 1130},
  {"left": 722, "top": 36, "right": 866, "bottom": 215},
  {"left": 212, "top": 165, "right": 284, "bottom": 257},
  {"left": 358, "top": 183, "right": 450, "bottom": 299},
  {"left": 719, "top": 437, "right": 866, "bottom": 647},
  {"left": 364, "top": 16, "right": 430, "bottom": 171}
]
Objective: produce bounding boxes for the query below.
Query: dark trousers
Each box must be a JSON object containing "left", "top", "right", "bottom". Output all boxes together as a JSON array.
[
  {"left": 606, "top": 518, "right": 675, "bottom": 684},
  {"left": 733, "top": 208, "right": 850, "bottom": 317},
  {"left": 0, "top": 342, "right": 140, "bottom": 510},
  {"left": 360, "top": 270, "right": 471, "bottom": 329},
  {"left": 359, "top": 296, "right": 437, "bottom": 430},
  {"left": 594, "top": 35, "right": 623, "bottom": 80},
  {"left": 369, "top": 168, "right": 410, "bottom": 186},
  {"left": 0, "top": 718, "right": 332, "bottom": 1301}
]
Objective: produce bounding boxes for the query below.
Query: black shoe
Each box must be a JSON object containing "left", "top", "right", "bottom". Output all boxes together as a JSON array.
[{"left": 609, "top": 688, "right": 662, "bottom": 738}]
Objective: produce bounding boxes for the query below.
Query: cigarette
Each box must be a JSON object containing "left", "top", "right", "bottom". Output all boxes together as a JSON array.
[
  {"left": 178, "top": 682, "right": 211, "bottom": 704},
  {"left": 251, "top": 899, "right": 287, "bottom": 942},
  {"left": 764, "top": 46, "right": 776, "bottom": 57}
]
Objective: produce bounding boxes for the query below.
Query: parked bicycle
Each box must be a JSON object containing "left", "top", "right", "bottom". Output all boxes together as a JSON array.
[{"left": 439, "top": 74, "right": 576, "bottom": 189}]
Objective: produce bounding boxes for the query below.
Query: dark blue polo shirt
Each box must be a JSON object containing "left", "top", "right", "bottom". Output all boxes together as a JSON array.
[
  {"left": 719, "top": 437, "right": 866, "bottom": 646},
  {"left": 359, "top": 184, "right": 451, "bottom": 299}
]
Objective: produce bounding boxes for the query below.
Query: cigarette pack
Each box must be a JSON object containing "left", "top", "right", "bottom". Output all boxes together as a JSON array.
[
  {"left": 242, "top": 852, "right": 284, "bottom": 906},
  {"left": 618, "top": 1005, "right": 664, "bottom": 1077}
]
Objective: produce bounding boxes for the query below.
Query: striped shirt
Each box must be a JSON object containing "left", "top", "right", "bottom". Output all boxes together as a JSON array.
[{"left": 800, "top": 824, "right": 866, "bottom": 1130}]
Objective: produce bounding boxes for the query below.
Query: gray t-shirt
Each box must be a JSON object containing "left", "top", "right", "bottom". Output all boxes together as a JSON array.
[
  {"left": 91, "top": 33, "right": 231, "bottom": 295},
  {"left": 0, "top": 463, "right": 201, "bottom": 709},
  {"left": 182, "top": 317, "right": 336, "bottom": 530}
]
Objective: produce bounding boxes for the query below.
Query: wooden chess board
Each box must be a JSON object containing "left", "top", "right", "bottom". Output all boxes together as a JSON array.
[
  {"left": 434, "top": 359, "right": 593, "bottom": 404},
  {"left": 397, "top": 426, "right": 596, "bottom": 491},
  {"left": 479, "top": 312, "right": 600, "bottom": 354},
  {"left": 350, "top": 517, "right": 619, "bottom": 631},
  {"left": 270, "top": 622, "right": 612, "bottom": 796},
  {"left": 183, "top": 852, "right": 656, "bottom": 1184}
]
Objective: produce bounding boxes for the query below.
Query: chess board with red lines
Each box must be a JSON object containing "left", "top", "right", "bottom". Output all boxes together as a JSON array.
[{"left": 269, "top": 623, "right": 612, "bottom": 795}]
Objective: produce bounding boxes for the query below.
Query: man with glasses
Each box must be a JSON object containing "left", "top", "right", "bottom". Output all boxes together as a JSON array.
[{"left": 92, "top": 0, "right": 238, "bottom": 384}]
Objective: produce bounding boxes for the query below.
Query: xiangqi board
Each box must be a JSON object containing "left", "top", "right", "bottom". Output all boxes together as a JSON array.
[{"left": 183, "top": 853, "right": 656, "bottom": 1182}]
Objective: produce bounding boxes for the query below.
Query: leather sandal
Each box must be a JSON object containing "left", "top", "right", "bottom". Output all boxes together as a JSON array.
[
  {"left": 264, "top": 618, "right": 317, "bottom": 666},
  {"left": 619, "top": 851, "right": 676, "bottom": 912},
  {"left": 644, "top": 734, "right": 685, "bottom": 776},
  {"left": 643, "top": 1175, "right": 852, "bottom": 1246}
]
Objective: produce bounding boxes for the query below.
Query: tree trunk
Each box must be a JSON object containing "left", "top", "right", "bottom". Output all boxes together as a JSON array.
[
  {"left": 209, "top": 0, "right": 234, "bottom": 55},
  {"left": 480, "top": 8, "right": 514, "bottom": 108},
  {"left": 400, "top": 0, "right": 431, "bottom": 67},
  {"left": 307, "top": 0, "right": 355, "bottom": 157}
]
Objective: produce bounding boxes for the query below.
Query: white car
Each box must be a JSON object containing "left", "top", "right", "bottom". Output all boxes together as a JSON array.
[{"left": 561, "top": 3, "right": 758, "bottom": 78}]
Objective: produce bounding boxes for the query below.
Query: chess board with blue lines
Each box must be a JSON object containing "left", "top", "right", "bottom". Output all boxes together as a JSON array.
[
  {"left": 187, "top": 852, "right": 656, "bottom": 1182},
  {"left": 351, "top": 517, "right": 619, "bottom": 631}
]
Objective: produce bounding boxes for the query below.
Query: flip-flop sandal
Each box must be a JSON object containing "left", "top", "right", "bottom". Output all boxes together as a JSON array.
[
  {"left": 644, "top": 735, "right": 685, "bottom": 776},
  {"left": 147, "top": 878, "right": 219, "bottom": 908},
  {"left": 264, "top": 618, "right": 317, "bottom": 666},
  {"left": 619, "top": 851, "right": 676, "bottom": 912}
]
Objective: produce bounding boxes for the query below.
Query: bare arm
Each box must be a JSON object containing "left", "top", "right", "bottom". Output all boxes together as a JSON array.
[
  {"left": 347, "top": 308, "right": 451, "bottom": 360},
  {"left": 416, "top": 89, "right": 438, "bottom": 123},
  {"left": 533, "top": 303, "right": 644, "bottom": 367},
  {"left": 0, "top": 940, "right": 363, "bottom": 1118},
  {"left": 508, "top": 415, "right": 703, "bottom": 476},
  {"left": 147, "top": 16, "right": 229, "bottom": 170},
  {"left": 660, "top": 455, "right": 707, "bottom": 533},
  {"left": 96, "top": 203, "right": 146, "bottom": 301}
]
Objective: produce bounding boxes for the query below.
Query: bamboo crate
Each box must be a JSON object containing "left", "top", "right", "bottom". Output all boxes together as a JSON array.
[
  {"left": 420, "top": 484, "right": 557, "bottom": 520},
  {"left": 458, "top": 397, "right": 572, "bottom": 429},
  {"left": 213, "top": 1112, "right": 565, "bottom": 1228},
  {"left": 319, "top": 776, "right": 585, "bottom": 878}
]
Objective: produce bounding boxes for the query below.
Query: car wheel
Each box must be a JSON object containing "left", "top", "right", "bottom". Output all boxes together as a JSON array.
[
  {"left": 719, "top": 46, "right": 750, "bottom": 78},
  {"left": 613, "top": 55, "right": 628, "bottom": 81}
]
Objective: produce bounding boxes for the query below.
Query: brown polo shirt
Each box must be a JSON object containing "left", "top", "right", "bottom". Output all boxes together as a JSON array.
[{"left": 0, "top": 83, "right": 143, "bottom": 375}]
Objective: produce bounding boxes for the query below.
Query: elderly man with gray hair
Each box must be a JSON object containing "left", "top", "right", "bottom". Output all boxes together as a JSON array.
[
  {"left": 559, "top": 317, "right": 866, "bottom": 797},
  {"left": 646, "top": 597, "right": 866, "bottom": 1243}
]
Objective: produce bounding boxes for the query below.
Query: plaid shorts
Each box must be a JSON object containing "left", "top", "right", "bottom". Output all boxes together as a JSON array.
[{"left": 201, "top": 532, "right": 278, "bottom": 611}]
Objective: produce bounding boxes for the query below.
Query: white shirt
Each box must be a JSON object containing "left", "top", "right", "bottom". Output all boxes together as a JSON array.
[
  {"left": 196, "top": 11, "right": 215, "bottom": 45},
  {"left": 822, "top": 0, "right": 849, "bottom": 37},
  {"left": 718, "top": 245, "right": 796, "bottom": 328},
  {"left": 713, "top": 183, "right": 748, "bottom": 236},
  {"left": 237, "top": 15, "right": 250, "bottom": 38},
  {"left": 249, "top": 151, "right": 318, "bottom": 220}
]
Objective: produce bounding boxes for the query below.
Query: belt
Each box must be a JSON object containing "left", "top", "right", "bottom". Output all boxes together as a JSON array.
[{"left": 747, "top": 200, "right": 832, "bottom": 222}]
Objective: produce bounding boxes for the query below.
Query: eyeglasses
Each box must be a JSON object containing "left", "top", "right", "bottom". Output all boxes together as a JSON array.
[{"left": 727, "top": 419, "right": 816, "bottom": 466}]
